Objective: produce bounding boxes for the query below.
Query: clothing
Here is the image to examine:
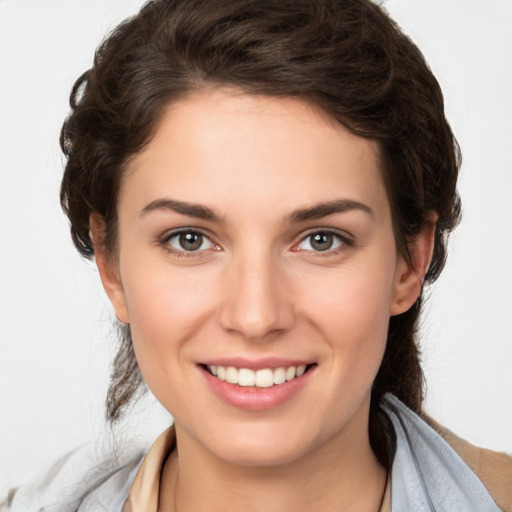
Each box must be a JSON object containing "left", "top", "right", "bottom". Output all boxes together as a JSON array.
[
  {"left": 3, "top": 395, "right": 511, "bottom": 511},
  {"left": 382, "top": 395, "right": 511, "bottom": 511}
]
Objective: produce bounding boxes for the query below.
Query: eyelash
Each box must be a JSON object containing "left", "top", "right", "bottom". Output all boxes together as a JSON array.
[
  {"left": 158, "top": 228, "right": 354, "bottom": 258},
  {"left": 293, "top": 229, "right": 354, "bottom": 256},
  {"left": 159, "top": 229, "right": 220, "bottom": 258}
]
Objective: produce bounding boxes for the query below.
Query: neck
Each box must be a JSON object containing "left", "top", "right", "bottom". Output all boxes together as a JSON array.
[{"left": 160, "top": 413, "right": 387, "bottom": 512}]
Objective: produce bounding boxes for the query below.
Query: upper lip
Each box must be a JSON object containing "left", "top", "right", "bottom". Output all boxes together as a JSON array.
[{"left": 199, "top": 357, "right": 315, "bottom": 371}]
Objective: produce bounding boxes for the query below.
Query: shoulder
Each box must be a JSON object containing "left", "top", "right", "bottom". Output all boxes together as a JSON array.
[
  {"left": 382, "top": 394, "right": 512, "bottom": 512},
  {"left": 1, "top": 442, "right": 146, "bottom": 512},
  {"left": 425, "top": 415, "right": 512, "bottom": 512}
]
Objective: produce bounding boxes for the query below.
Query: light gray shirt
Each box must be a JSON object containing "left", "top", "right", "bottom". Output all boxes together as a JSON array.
[{"left": 4, "top": 394, "right": 502, "bottom": 511}]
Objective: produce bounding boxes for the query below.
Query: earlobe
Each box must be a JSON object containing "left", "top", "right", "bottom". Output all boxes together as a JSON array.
[
  {"left": 390, "top": 214, "right": 437, "bottom": 316},
  {"left": 90, "top": 214, "right": 130, "bottom": 324}
]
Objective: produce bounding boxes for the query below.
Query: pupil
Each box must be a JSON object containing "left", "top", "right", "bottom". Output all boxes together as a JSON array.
[
  {"left": 180, "top": 232, "right": 202, "bottom": 251},
  {"left": 311, "top": 233, "right": 332, "bottom": 251}
]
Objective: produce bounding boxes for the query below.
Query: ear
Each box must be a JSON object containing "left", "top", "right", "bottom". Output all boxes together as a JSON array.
[
  {"left": 90, "top": 214, "right": 130, "bottom": 324},
  {"left": 390, "top": 213, "right": 437, "bottom": 316}
]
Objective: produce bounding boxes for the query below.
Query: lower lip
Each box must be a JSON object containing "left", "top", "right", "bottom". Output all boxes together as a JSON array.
[{"left": 200, "top": 366, "right": 314, "bottom": 411}]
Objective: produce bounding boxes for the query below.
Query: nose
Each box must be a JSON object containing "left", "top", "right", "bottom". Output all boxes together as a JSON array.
[{"left": 218, "top": 251, "right": 295, "bottom": 340}]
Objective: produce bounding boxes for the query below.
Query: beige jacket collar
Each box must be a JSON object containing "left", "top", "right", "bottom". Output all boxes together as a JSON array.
[{"left": 121, "top": 427, "right": 391, "bottom": 512}]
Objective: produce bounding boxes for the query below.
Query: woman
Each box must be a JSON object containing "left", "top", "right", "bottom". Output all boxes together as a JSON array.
[{"left": 3, "top": 0, "right": 511, "bottom": 510}]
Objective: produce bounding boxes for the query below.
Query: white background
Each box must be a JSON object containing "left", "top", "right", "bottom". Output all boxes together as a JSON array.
[{"left": 1, "top": 0, "right": 511, "bottom": 492}]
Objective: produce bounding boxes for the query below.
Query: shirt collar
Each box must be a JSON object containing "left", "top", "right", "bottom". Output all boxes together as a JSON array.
[
  {"left": 382, "top": 394, "right": 501, "bottom": 511},
  {"left": 121, "top": 425, "right": 390, "bottom": 512},
  {"left": 122, "top": 426, "right": 176, "bottom": 512},
  {"left": 121, "top": 395, "right": 502, "bottom": 512}
]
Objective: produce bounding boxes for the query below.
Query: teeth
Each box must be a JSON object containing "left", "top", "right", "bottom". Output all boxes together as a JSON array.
[
  {"left": 273, "top": 367, "right": 286, "bottom": 385},
  {"left": 206, "top": 364, "right": 309, "bottom": 387},
  {"left": 226, "top": 366, "right": 238, "bottom": 384},
  {"left": 217, "top": 366, "right": 226, "bottom": 381},
  {"left": 285, "top": 367, "right": 296, "bottom": 381},
  {"left": 255, "top": 369, "right": 274, "bottom": 388},
  {"left": 296, "top": 365, "right": 306, "bottom": 377},
  {"left": 238, "top": 368, "right": 255, "bottom": 387}
]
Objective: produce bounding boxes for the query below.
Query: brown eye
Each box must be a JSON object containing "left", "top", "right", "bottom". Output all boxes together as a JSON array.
[
  {"left": 295, "top": 231, "right": 347, "bottom": 253},
  {"left": 166, "top": 231, "right": 215, "bottom": 252},
  {"left": 310, "top": 233, "right": 334, "bottom": 251},
  {"left": 179, "top": 232, "right": 203, "bottom": 251}
]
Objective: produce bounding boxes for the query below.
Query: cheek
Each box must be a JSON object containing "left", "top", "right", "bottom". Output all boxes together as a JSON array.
[
  {"left": 297, "top": 262, "right": 394, "bottom": 372},
  {"left": 301, "top": 262, "right": 394, "bottom": 329},
  {"left": 119, "top": 255, "right": 218, "bottom": 370}
]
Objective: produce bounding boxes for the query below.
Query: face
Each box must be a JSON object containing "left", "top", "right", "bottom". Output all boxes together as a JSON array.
[{"left": 98, "top": 88, "right": 420, "bottom": 467}]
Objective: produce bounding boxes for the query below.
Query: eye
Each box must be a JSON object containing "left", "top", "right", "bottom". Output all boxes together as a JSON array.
[
  {"left": 165, "top": 230, "right": 217, "bottom": 252},
  {"left": 295, "top": 231, "right": 349, "bottom": 253}
]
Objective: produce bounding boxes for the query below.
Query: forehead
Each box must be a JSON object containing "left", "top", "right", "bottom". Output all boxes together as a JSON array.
[{"left": 121, "top": 88, "right": 388, "bottom": 220}]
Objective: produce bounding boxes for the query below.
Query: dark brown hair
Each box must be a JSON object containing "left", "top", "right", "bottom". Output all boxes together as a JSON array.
[{"left": 60, "top": 0, "right": 461, "bottom": 468}]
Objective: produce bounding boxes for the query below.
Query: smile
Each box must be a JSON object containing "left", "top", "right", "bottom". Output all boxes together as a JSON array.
[
  {"left": 205, "top": 364, "right": 309, "bottom": 388},
  {"left": 200, "top": 361, "right": 316, "bottom": 410}
]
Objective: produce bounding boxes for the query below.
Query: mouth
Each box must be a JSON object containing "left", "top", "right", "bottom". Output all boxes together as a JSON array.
[{"left": 201, "top": 363, "right": 316, "bottom": 388}]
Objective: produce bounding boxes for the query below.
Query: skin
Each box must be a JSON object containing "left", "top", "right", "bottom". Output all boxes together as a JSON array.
[{"left": 93, "top": 88, "right": 434, "bottom": 511}]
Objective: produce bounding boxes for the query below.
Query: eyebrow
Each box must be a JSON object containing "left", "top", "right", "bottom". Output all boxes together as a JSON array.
[
  {"left": 140, "top": 198, "right": 224, "bottom": 222},
  {"left": 287, "top": 199, "right": 374, "bottom": 223},
  {"left": 140, "top": 197, "right": 373, "bottom": 223}
]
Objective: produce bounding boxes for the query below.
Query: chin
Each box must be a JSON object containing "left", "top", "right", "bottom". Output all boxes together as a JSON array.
[
  {"left": 215, "top": 440, "right": 307, "bottom": 468},
  {"left": 198, "top": 419, "right": 329, "bottom": 468}
]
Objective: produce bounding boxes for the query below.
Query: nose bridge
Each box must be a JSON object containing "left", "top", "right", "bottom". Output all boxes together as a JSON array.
[{"left": 219, "top": 243, "right": 294, "bottom": 339}]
